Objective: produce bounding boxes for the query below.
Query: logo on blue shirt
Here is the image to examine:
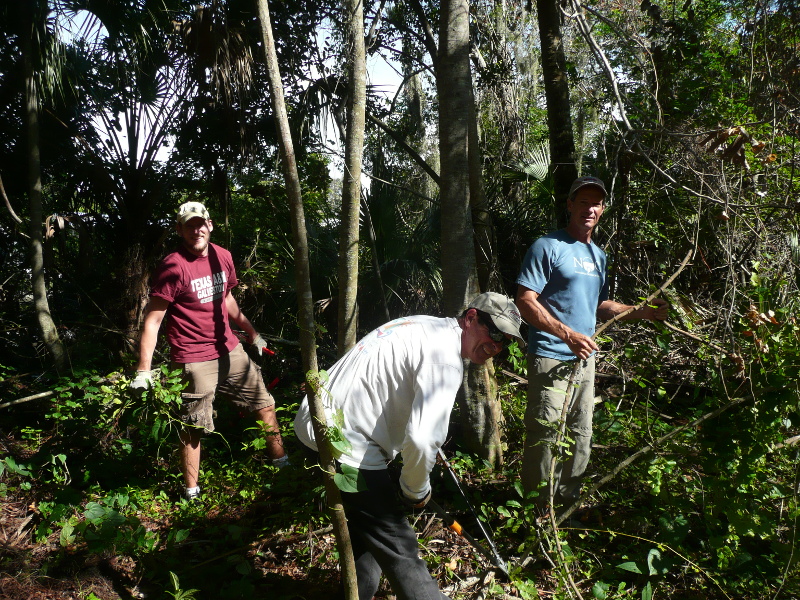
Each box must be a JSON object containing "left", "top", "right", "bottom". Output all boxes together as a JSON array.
[{"left": 573, "top": 257, "right": 599, "bottom": 276}]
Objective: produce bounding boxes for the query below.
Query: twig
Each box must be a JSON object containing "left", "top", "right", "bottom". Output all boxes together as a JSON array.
[
  {"left": 13, "top": 514, "right": 35, "bottom": 543},
  {"left": 0, "top": 172, "right": 26, "bottom": 232},
  {"left": 0, "top": 391, "right": 56, "bottom": 410},
  {"left": 662, "top": 321, "right": 730, "bottom": 355}
]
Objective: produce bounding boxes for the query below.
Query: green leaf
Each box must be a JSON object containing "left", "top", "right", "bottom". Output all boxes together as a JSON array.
[
  {"left": 174, "top": 529, "right": 190, "bottom": 543},
  {"left": 333, "top": 464, "right": 367, "bottom": 493},
  {"left": 641, "top": 580, "right": 653, "bottom": 600},
  {"left": 515, "top": 579, "right": 539, "bottom": 600},
  {"left": 60, "top": 522, "right": 76, "bottom": 546},
  {"left": 616, "top": 561, "right": 643, "bottom": 574},
  {"left": 544, "top": 386, "right": 568, "bottom": 396},
  {"left": 592, "top": 581, "right": 610, "bottom": 599},
  {"left": 83, "top": 502, "right": 107, "bottom": 523},
  {"left": 647, "top": 548, "right": 661, "bottom": 576},
  {"left": 4, "top": 457, "right": 32, "bottom": 477}
]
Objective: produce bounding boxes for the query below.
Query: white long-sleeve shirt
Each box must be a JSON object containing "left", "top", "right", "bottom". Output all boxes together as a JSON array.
[{"left": 294, "top": 316, "right": 464, "bottom": 500}]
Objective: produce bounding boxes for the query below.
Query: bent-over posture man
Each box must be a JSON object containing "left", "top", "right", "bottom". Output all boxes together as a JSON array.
[
  {"left": 131, "top": 201, "right": 288, "bottom": 501},
  {"left": 294, "top": 292, "right": 523, "bottom": 600},
  {"left": 515, "top": 176, "right": 668, "bottom": 515}
]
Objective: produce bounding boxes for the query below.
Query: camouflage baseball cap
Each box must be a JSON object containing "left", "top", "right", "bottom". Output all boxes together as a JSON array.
[{"left": 177, "top": 201, "right": 211, "bottom": 224}]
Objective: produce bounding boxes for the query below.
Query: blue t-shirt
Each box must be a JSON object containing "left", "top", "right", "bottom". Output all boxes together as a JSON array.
[{"left": 516, "top": 229, "right": 609, "bottom": 360}]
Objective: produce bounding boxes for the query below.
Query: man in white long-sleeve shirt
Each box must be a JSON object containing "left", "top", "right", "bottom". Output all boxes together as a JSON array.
[{"left": 294, "top": 292, "right": 523, "bottom": 600}]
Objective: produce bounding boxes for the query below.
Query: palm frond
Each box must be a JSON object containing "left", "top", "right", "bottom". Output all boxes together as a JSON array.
[{"left": 502, "top": 141, "right": 550, "bottom": 182}]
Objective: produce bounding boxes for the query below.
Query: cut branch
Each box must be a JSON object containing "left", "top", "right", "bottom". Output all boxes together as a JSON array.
[{"left": 594, "top": 248, "right": 693, "bottom": 338}]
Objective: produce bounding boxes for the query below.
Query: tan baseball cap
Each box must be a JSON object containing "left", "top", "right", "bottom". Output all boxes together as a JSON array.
[
  {"left": 177, "top": 201, "right": 211, "bottom": 224},
  {"left": 468, "top": 292, "right": 524, "bottom": 342}
]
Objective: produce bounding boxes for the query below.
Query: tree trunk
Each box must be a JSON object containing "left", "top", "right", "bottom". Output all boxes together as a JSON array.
[
  {"left": 337, "top": 0, "right": 368, "bottom": 356},
  {"left": 467, "top": 85, "right": 494, "bottom": 293},
  {"left": 537, "top": 0, "right": 578, "bottom": 227},
  {"left": 254, "top": 2, "right": 358, "bottom": 599},
  {"left": 438, "top": 0, "right": 504, "bottom": 467},
  {"left": 23, "top": 3, "right": 66, "bottom": 373},
  {"left": 458, "top": 358, "right": 503, "bottom": 465},
  {"left": 438, "top": 0, "right": 478, "bottom": 317}
]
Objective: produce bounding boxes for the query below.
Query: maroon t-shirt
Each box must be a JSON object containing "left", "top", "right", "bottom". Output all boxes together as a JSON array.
[{"left": 150, "top": 243, "right": 240, "bottom": 363}]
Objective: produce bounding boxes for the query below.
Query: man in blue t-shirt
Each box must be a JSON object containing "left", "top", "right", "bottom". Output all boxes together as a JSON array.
[{"left": 515, "top": 176, "right": 668, "bottom": 515}]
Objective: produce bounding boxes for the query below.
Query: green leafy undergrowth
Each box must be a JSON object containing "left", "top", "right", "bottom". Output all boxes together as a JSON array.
[{"left": 0, "top": 366, "right": 329, "bottom": 598}]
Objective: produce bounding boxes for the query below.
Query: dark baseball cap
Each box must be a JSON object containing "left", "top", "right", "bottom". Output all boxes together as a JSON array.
[{"left": 568, "top": 176, "right": 607, "bottom": 199}]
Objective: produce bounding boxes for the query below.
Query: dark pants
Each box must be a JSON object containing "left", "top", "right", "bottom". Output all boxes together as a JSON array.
[{"left": 341, "top": 468, "right": 450, "bottom": 600}]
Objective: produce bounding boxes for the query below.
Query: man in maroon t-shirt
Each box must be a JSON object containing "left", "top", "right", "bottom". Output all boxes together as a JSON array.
[{"left": 131, "top": 201, "right": 288, "bottom": 501}]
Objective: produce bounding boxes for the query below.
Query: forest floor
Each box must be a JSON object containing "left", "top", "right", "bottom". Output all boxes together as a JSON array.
[
  {"left": 0, "top": 371, "right": 544, "bottom": 600},
  {"left": 2, "top": 358, "right": 798, "bottom": 600},
  {"left": 0, "top": 438, "right": 546, "bottom": 600}
]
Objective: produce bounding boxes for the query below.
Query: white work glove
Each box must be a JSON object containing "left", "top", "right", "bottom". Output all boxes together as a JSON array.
[
  {"left": 130, "top": 370, "right": 154, "bottom": 391},
  {"left": 250, "top": 334, "right": 271, "bottom": 357}
]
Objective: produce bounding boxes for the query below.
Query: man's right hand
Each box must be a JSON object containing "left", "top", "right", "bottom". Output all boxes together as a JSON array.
[
  {"left": 250, "top": 334, "right": 275, "bottom": 358},
  {"left": 130, "top": 370, "right": 154, "bottom": 391},
  {"left": 564, "top": 331, "right": 599, "bottom": 361}
]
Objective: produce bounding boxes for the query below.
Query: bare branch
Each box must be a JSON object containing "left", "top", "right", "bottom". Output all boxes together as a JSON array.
[
  {"left": 367, "top": 112, "right": 441, "bottom": 185},
  {"left": 594, "top": 248, "right": 694, "bottom": 338},
  {"left": 0, "top": 172, "right": 24, "bottom": 226}
]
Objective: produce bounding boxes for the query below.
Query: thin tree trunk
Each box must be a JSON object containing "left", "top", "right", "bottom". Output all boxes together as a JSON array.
[
  {"left": 438, "top": 0, "right": 503, "bottom": 467},
  {"left": 458, "top": 357, "right": 504, "bottom": 465},
  {"left": 23, "top": 4, "right": 66, "bottom": 373},
  {"left": 438, "top": 0, "right": 478, "bottom": 317},
  {"left": 337, "top": 0, "right": 368, "bottom": 356},
  {"left": 363, "top": 196, "right": 391, "bottom": 323},
  {"left": 254, "top": 2, "right": 358, "bottom": 598},
  {"left": 537, "top": 0, "right": 578, "bottom": 227},
  {"left": 465, "top": 28, "right": 503, "bottom": 468}
]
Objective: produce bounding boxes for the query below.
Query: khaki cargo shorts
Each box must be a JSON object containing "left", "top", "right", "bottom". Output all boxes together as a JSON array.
[{"left": 173, "top": 344, "right": 274, "bottom": 433}]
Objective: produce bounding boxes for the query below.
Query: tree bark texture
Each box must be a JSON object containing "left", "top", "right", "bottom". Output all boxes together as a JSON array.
[
  {"left": 255, "top": 2, "right": 358, "bottom": 599},
  {"left": 536, "top": 0, "right": 578, "bottom": 227},
  {"left": 467, "top": 88, "right": 494, "bottom": 293},
  {"left": 23, "top": 3, "right": 66, "bottom": 372},
  {"left": 457, "top": 358, "right": 504, "bottom": 466},
  {"left": 337, "top": 0, "right": 368, "bottom": 356},
  {"left": 438, "top": 0, "right": 478, "bottom": 317}
]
